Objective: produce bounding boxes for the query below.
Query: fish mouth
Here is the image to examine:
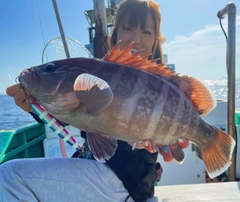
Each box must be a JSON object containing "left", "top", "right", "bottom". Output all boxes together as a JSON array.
[
  {"left": 18, "top": 68, "right": 40, "bottom": 91},
  {"left": 18, "top": 67, "right": 69, "bottom": 101}
]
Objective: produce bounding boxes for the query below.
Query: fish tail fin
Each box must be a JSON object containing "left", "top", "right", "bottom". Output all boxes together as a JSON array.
[{"left": 201, "top": 127, "right": 235, "bottom": 179}]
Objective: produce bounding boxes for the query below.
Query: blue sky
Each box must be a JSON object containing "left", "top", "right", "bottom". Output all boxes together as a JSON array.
[{"left": 0, "top": 0, "right": 239, "bottom": 94}]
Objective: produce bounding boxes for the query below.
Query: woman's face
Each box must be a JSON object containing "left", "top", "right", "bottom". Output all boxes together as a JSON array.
[{"left": 116, "top": 13, "right": 156, "bottom": 57}]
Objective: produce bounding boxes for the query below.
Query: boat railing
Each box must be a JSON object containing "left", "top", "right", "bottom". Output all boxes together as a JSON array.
[{"left": 0, "top": 123, "right": 46, "bottom": 164}]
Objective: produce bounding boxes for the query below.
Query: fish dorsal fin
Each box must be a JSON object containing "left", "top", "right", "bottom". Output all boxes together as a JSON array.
[
  {"left": 104, "top": 41, "right": 172, "bottom": 75},
  {"left": 104, "top": 41, "right": 216, "bottom": 115},
  {"left": 161, "top": 74, "right": 216, "bottom": 115},
  {"left": 190, "top": 77, "right": 216, "bottom": 115}
]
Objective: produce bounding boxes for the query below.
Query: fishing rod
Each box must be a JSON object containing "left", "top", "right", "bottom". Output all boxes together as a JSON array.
[{"left": 52, "top": 0, "right": 70, "bottom": 59}]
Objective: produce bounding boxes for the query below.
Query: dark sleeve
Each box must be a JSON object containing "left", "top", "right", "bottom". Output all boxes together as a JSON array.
[
  {"left": 80, "top": 130, "right": 87, "bottom": 138},
  {"left": 28, "top": 112, "right": 45, "bottom": 124}
]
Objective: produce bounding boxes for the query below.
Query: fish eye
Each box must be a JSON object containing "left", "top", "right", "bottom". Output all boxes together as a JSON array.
[{"left": 44, "top": 63, "right": 55, "bottom": 72}]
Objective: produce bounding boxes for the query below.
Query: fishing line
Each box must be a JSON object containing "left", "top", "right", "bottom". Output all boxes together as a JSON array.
[
  {"left": 8, "top": 67, "right": 25, "bottom": 85},
  {"left": 8, "top": 67, "right": 17, "bottom": 84}
]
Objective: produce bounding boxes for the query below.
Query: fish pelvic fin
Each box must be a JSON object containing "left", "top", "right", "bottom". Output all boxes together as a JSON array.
[
  {"left": 104, "top": 41, "right": 215, "bottom": 115},
  {"left": 87, "top": 132, "right": 118, "bottom": 162},
  {"left": 74, "top": 73, "right": 113, "bottom": 114},
  {"left": 201, "top": 127, "right": 236, "bottom": 179}
]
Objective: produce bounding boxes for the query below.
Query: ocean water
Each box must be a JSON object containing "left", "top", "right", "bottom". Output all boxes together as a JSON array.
[
  {"left": 204, "top": 78, "right": 240, "bottom": 108},
  {"left": 0, "top": 94, "right": 35, "bottom": 130},
  {"left": 0, "top": 78, "right": 240, "bottom": 131}
]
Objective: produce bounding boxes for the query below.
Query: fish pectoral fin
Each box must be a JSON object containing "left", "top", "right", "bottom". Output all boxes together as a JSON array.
[
  {"left": 74, "top": 73, "right": 113, "bottom": 114},
  {"left": 87, "top": 131, "right": 118, "bottom": 162},
  {"left": 47, "top": 92, "right": 80, "bottom": 115}
]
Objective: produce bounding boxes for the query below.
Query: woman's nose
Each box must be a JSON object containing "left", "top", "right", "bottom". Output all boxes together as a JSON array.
[{"left": 132, "top": 32, "right": 141, "bottom": 44}]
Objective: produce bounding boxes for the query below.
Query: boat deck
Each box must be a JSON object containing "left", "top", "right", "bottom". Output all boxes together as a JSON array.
[{"left": 150, "top": 181, "right": 240, "bottom": 201}]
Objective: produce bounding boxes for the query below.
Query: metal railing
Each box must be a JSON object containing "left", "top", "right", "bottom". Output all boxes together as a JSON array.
[{"left": 217, "top": 2, "right": 237, "bottom": 181}]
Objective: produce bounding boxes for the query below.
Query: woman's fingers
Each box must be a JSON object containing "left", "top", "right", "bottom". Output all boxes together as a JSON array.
[
  {"left": 140, "top": 140, "right": 157, "bottom": 153},
  {"left": 137, "top": 138, "right": 190, "bottom": 163},
  {"left": 6, "top": 84, "right": 34, "bottom": 112},
  {"left": 6, "top": 84, "right": 21, "bottom": 96},
  {"left": 158, "top": 138, "right": 189, "bottom": 163},
  {"left": 177, "top": 138, "right": 189, "bottom": 149},
  {"left": 14, "top": 91, "right": 33, "bottom": 112},
  {"left": 159, "top": 145, "right": 174, "bottom": 163}
]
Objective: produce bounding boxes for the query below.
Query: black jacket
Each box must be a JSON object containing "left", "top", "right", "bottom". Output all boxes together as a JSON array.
[{"left": 73, "top": 131, "right": 162, "bottom": 202}]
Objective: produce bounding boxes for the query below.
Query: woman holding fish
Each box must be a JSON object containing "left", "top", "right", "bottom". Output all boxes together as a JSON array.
[{"left": 2, "top": 0, "right": 192, "bottom": 201}]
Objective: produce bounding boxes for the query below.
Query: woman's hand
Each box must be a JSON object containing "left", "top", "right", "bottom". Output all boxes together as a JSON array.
[
  {"left": 6, "top": 84, "right": 35, "bottom": 112},
  {"left": 130, "top": 138, "right": 190, "bottom": 163},
  {"left": 157, "top": 138, "right": 190, "bottom": 163}
]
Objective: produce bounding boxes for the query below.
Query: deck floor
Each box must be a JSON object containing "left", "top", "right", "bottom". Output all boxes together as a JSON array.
[{"left": 148, "top": 181, "right": 240, "bottom": 202}]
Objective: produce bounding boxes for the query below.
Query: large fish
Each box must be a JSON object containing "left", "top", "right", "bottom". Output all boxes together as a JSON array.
[{"left": 18, "top": 42, "right": 235, "bottom": 178}]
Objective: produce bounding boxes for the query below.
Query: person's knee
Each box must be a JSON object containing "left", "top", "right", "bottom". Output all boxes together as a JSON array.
[
  {"left": 0, "top": 159, "right": 20, "bottom": 168},
  {"left": 0, "top": 159, "right": 22, "bottom": 180}
]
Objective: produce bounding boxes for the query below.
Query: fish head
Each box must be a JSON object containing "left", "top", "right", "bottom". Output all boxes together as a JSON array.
[{"left": 18, "top": 58, "right": 91, "bottom": 104}]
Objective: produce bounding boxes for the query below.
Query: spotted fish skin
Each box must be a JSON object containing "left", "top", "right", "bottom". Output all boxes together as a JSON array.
[
  {"left": 18, "top": 42, "right": 235, "bottom": 179},
  {"left": 84, "top": 61, "right": 206, "bottom": 148}
]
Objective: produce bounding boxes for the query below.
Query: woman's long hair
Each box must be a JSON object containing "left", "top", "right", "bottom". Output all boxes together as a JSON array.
[{"left": 109, "top": 0, "right": 165, "bottom": 63}]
